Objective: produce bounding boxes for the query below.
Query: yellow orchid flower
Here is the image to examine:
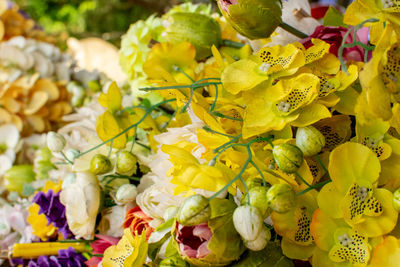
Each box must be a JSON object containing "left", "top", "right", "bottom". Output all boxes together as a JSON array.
[
  {"left": 242, "top": 73, "right": 326, "bottom": 138},
  {"left": 357, "top": 23, "right": 400, "bottom": 121},
  {"left": 103, "top": 229, "right": 148, "bottom": 267},
  {"left": 317, "top": 142, "right": 398, "bottom": 237},
  {"left": 369, "top": 236, "right": 400, "bottom": 267},
  {"left": 344, "top": 0, "right": 400, "bottom": 28},
  {"left": 311, "top": 208, "right": 372, "bottom": 266},
  {"left": 161, "top": 144, "right": 235, "bottom": 195},
  {"left": 143, "top": 42, "right": 198, "bottom": 84},
  {"left": 271, "top": 190, "right": 318, "bottom": 260}
]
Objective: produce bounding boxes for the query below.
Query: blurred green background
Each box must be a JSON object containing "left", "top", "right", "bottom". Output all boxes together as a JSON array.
[
  {"left": 13, "top": 0, "right": 214, "bottom": 45},
  {"left": 13, "top": 0, "right": 352, "bottom": 46}
]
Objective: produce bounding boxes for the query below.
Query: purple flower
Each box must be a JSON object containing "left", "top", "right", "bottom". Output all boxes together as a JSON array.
[
  {"left": 13, "top": 248, "right": 86, "bottom": 267},
  {"left": 32, "top": 190, "right": 72, "bottom": 239}
]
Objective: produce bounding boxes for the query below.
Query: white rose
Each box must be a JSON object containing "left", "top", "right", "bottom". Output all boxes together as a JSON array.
[{"left": 60, "top": 172, "right": 100, "bottom": 239}]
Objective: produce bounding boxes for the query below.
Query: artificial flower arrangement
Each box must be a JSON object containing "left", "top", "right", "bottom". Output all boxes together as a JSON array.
[{"left": 1, "top": 0, "right": 400, "bottom": 266}]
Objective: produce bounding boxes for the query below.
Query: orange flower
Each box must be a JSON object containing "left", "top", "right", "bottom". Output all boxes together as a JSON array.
[{"left": 123, "top": 206, "right": 154, "bottom": 240}]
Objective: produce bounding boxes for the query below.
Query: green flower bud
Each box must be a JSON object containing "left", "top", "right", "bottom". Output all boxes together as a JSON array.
[
  {"left": 164, "top": 206, "right": 179, "bottom": 222},
  {"left": 241, "top": 186, "right": 270, "bottom": 218},
  {"left": 177, "top": 194, "right": 211, "bottom": 226},
  {"left": 90, "top": 154, "right": 112, "bottom": 175},
  {"left": 164, "top": 12, "right": 222, "bottom": 60},
  {"left": 4, "top": 165, "right": 35, "bottom": 194},
  {"left": 233, "top": 205, "right": 263, "bottom": 241},
  {"left": 159, "top": 256, "right": 189, "bottom": 267},
  {"left": 393, "top": 187, "right": 400, "bottom": 212},
  {"left": 296, "top": 126, "right": 325, "bottom": 157},
  {"left": 46, "top": 131, "right": 66, "bottom": 152},
  {"left": 217, "top": 0, "right": 282, "bottom": 40},
  {"left": 116, "top": 151, "right": 137, "bottom": 176},
  {"left": 115, "top": 184, "right": 138, "bottom": 204},
  {"left": 272, "top": 143, "right": 303, "bottom": 174},
  {"left": 88, "top": 80, "right": 101, "bottom": 92},
  {"left": 267, "top": 184, "right": 296, "bottom": 213},
  {"left": 244, "top": 225, "right": 271, "bottom": 251},
  {"left": 246, "top": 177, "right": 264, "bottom": 190}
]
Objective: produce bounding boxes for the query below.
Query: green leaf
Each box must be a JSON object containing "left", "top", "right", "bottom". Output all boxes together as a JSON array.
[
  {"left": 323, "top": 7, "right": 346, "bottom": 27},
  {"left": 231, "top": 241, "right": 294, "bottom": 267}
]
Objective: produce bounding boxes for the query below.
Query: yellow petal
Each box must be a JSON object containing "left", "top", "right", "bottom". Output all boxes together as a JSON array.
[
  {"left": 291, "top": 103, "right": 332, "bottom": 128},
  {"left": 24, "top": 91, "right": 48, "bottom": 115}
]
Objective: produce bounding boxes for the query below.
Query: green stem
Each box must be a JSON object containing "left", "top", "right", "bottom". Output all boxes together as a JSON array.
[
  {"left": 239, "top": 176, "right": 251, "bottom": 205},
  {"left": 297, "top": 180, "right": 331, "bottom": 196},
  {"left": 209, "top": 83, "right": 219, "bottom": 113},
  {"left": 60, "top": 151, "right": 73, "bottom": 165},
  {"left": 203, "top": 126, "right": 237, "bottom": 139},
  {"left": 175, "top": 66, "right": 195, "bottom": 83},
  {"left": 212, "top": 111, "right": 243, "bottom": 121},
  {"left": 76, "top": 98, "right": 175, "bottom": 158},
  {"left": 294, "top": 171, "right": 312, "bottom": 187},
  {"left": 222, "top": 39, "right": 245, "bottom": 49},
  {"left": 279, "top": 22, "right": 308, "bottom": 39},
  {"left": 315, "top": 154, "right": 329, "bottom": 177},
  {"left": 250, "top": 160, "right": 266, "bottom": 187}
]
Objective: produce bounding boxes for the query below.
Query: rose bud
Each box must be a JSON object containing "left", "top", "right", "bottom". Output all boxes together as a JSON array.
[
  {"left": 244, "top": 225, "right": 271, "bottom": 251},
  {"left": 217, "top": 0, "right": 282, "bottom": 40},
  {"left": 296, "top": 126, "right": 325, "bottom": 157},
  {"left": 115, "top": 184, "right": 138, "bottom": 204},
  {"left": 46, "top": 131, "right": 66, "bottom": 153},
  {"left": 163, "top": 12, "right": 222, "bottom": 59},
  {"left": 272, "top": 143, "right": 303, "bottom": 173},
  {"left": 233, "top": 205, "right": 263, "bottom": 241},
  {"left": 90, "top": 154, "right": 112, "bottom": 175},
  {"left": 266, "top": 184, "right": 296, "bottom": 213},
  {"left": 172, "top": 198, "right": 245, "bottom": 266},
  {"left": 177, "top": 195, "right": 211, "bottom": 226},
  {"left": 241, "top": 186, "right": 270, "bottom": 218},
  {"left": 116, "top": 150, "right": 137, "bottom": 176}
]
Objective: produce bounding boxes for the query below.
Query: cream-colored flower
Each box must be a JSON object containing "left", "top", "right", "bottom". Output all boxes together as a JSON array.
[
  {"left": 0, "top": 124, "right": 20, "bottom": 176},
  {"left": 97, "top": 205, "right": 125, "bottom": 237},
  {"left": 60, "top": 171, "right": 101, "bottom": 240}
]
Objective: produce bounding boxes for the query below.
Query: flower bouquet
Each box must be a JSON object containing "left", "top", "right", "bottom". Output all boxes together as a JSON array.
[{"left": 1, "top": 0, "right": 400, "bottom": 266}]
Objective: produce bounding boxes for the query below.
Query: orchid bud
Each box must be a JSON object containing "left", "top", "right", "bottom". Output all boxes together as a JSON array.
[
  {"left": 246, "top": 177, "right": 264, "bottom": 190},
  {"left": 88, "top": 80, "right": 101, "bottom": 92},
  {"left": 244, "top": 225, "right": 271, "bottom": 251},
  {"left": 233, "top": 205, "right": 262, "bottom": 241},
  {"left": 241, "top": 186, "right": 270, "bottom": 218},
  {"left": 116, "top": 151, "right": 137, "bottom": 176},
  {"left": 164, "top": 12, "right": 222, "bottom": 60},
  {"left": 267, "top": 184, "right": 296, "bottom": 213},
  {"left": 4, "top": 165, "right": 35, "bottom": 194},
  {"left": 115, "top": 184, "right": 138, "bottom": 204},
  {"left": 90, "top": 154, "right": 112, "bottom": 175},
  {"left": 272, "top": 143, "right": 303, "bottom": 173},
  {"left": 164, "top": 206, "right": 179, "bottom": 222},
  {"left": 217, "top": 0, "right": 282, "bottom": 40},
  {"left": 46, "top": 131, "right": 66, "bottom": 152},
  {"left": 393, "top": 187, "right": 400, "bottom": 212},
  {"left": 296, "top": 126, "right": 325, "bottom": 157},
  {"left": 65, "top": 148, "right": 80, "bottom": 163},
  {"left": 177, "top": 195, "right": 211, "bottom": 226}
]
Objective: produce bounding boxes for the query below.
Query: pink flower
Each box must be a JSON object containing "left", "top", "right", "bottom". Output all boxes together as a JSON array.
[
  {"left": 85, "top": 234, "right": 119, "bottom": 267},
  {"left": 302, "top": 25, "right": 370, "bottom": 62},
  {"left": 175, "top": 223, "right": 212, "bottom": 259}
]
